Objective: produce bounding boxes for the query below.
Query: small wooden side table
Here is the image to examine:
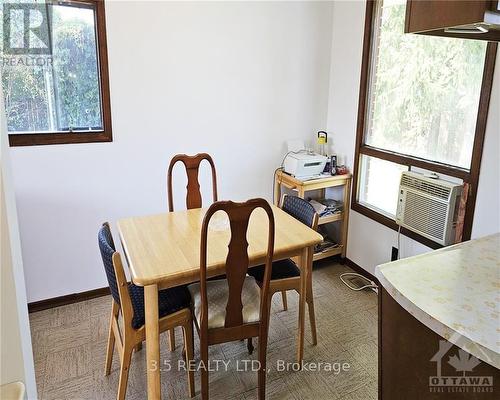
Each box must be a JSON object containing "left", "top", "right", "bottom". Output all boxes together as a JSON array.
[{"left": 274, "top": 170, "right": 351, "bottom": 261}]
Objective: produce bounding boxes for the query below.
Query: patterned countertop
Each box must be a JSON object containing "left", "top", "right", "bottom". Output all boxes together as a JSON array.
[{"left": 375, "top": 233, "right": 500, "bottom": 369}]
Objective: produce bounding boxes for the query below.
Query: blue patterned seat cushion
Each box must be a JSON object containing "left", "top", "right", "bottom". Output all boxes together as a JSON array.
[
  {"left": 128, "top": 284, "right": 191, "bottom": 329},
  {"left": 247, "top": 259, "right": 300, "bottom": 283}
]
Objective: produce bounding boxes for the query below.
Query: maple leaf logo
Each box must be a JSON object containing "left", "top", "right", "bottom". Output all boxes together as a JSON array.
[{"left": 448, "top": 349, "right": 481, "bottom": 376}]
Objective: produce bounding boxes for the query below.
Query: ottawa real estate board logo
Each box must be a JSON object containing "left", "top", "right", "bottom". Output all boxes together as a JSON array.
[
  {"left": 2, "top": 2, "right": 52, "bottom": 56},
  {"left": 429, "top": 339, "right": 494, "bottom": 394}
]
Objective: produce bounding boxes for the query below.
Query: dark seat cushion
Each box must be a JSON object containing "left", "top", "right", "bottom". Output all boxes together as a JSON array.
[
  {"left": 128, "top": 284, "right": 191, "bottom": 329},
  {"left": 248, "top": 259, "right": 300, "bottom": 283}
]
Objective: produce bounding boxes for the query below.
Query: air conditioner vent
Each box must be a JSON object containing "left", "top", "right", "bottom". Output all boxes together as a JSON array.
[
  {"left": 400, "top": 174, "right": 451, "bottom": 200},
  {"left": 396, "top": 172, "right": 462, "bottom": 246},
  {"left": 403, "top": 191, "right": 447, "bottom": 240}
]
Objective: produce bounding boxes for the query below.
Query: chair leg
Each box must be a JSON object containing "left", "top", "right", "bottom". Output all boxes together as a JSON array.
[
  {"left": 307, "top": 279, "right": 318, "bottom": 346},
  {"left": 201, "top": 338, "right": 209, "bottom": 400},
  {"left": 182, "top": 322, "right": 195, "bottom": 398},
  {"left": 258, "top": 296, "right": 272, "bottom": 400},
  {"left": 247, "top": 338, "right": 254, "bottom": 355},
  {"left": 117, "top": 344, "right": 133, "bottom": 400},
  {"left": 258, "top": 332, "right": 269, "bottom": 399},
  {"left": 168, "top": 328, "right": 176, "bottom": 351},
  {"left": 105, "top": 301, "right": 119, "bottom": 376},
  {"left": 281, "top": 290, "right": 288, "bottom": 311},
  {"left": 134, "top": 342, "right": 143, "bottom": 352}
]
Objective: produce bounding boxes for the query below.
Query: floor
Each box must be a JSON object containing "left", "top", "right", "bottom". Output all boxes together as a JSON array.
[{"left": 29, "top": 261, "right": 378, "bottom": 400}]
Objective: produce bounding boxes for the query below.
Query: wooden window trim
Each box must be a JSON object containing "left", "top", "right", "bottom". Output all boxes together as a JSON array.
[
  {"left": 8, "top": 0, "right": 112, "bottom": 147},
  {"left": 352, "top": 0, "right": 498, "bottom": 248}
]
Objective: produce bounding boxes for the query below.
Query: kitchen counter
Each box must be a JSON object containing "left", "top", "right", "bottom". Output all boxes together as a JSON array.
[{"left": 375, "top": 233, "right": 500, "bottom": 369}]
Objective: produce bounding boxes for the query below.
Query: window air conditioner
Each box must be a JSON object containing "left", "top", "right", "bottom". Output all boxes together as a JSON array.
[{"left": 396, "top": 171, "right": 462, "bottom": 246}]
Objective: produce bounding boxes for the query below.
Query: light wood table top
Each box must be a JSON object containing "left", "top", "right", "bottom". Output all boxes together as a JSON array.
[{"left": 118, "top": 204, "right": 323, "bottom": 287}]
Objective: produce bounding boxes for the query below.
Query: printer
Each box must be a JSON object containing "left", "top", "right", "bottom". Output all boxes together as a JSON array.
[{"left": 283, "top": 152, "right": 328, "bottom": 180}]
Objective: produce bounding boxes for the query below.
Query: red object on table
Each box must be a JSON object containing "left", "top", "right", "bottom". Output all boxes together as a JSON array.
[{"left": 336, "top": 165, "right": 349, "bottom": 175}]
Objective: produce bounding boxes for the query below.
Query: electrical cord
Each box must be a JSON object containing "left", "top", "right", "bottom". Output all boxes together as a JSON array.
[
  {"left": 397, "top": 224, "right": 402, "bottom": 260},
  {"left": 340, "top": 273, "right": 378, "bottom": 293}
]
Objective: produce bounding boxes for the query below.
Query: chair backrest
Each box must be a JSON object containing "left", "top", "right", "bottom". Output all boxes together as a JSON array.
[
  {"left": 98, "top": 223, "right": 134, "bottom": 322},
  {"left": 199, "top": 199, "right": 275, "bottom": 330},
  {"left": 281, "top": 194, "right": 318, "bottom": 230},
  {"left": 98, "top": 223, "right": 120, "bottom": 305},
  {"left": 167, "top": 153, "right": 218, "bottom": 212}
]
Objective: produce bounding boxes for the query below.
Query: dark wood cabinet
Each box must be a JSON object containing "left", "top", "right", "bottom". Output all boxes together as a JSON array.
[
  {"left": 405, "top": 0, "right": 500, "bottom": 42},
  {"left": 379, "top": 288, "right": 500, "bottom": 400}
]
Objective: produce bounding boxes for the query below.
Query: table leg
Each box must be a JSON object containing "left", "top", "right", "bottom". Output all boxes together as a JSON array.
[
  {"left": 306, "top": 245, "right": 317, "bottom": 345},
  {"left": 145, "top": 284, "right": 161, "bottom": 399},
  {"left": 296, "top": 247, "right": 309, "bottom": 365}
]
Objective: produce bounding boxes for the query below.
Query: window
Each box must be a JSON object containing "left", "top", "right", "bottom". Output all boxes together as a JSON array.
[
  {"left": 358, "top": 155, "right": 408, "bottom": 217},
  {"left": 353, "top": 0, "right": 497, "bottom": 247},
  {"left": 1, "top": 0, "right": 111, "bottom": 146}
]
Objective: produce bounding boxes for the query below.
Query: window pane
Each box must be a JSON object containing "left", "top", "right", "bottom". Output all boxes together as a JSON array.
[
  {"left": 52, "top": 4, "right": 102, "bottom": 131},
  {"left": 2, "top": 60, "right": 51, "bottom": 132},
  {"left": 1, "top": 2, "right": 103, "bottom": 133},
  {"left": 365, "top": 0, "right": 487, "bottom": 169},
  {"left": 358, "top": 155, "right": 408, "bottom": 217}
]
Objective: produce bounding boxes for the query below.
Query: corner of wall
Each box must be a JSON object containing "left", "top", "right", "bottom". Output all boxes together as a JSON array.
[{"left": 1, "top": 70, "right": 38, "bottom": 400}]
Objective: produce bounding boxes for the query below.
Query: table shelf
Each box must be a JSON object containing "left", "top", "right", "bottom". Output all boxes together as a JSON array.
[
  {"left": 313, "top": 245, "right": 343, "bottom": 261},
  {"left": 274, "top": 170, "right": 351, "bottom": 261},
  {"left": 318, "top": 212, "right": 343, "bottom": 225}
]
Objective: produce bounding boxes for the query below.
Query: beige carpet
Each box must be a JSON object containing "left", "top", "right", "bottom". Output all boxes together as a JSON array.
[{"left": 29, "top": 261, "right": 378, "bottom": 400}]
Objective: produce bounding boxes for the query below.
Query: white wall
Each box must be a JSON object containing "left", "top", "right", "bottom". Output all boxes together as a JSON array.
[
  {"left": 327, "top": 0, "right": 500, "bottom": 275},
  {"left": 9, "top": 1, "right": 334, "bottom": 302}
]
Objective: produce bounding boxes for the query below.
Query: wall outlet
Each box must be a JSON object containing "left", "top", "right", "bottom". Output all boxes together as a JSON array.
[{"left": 391, "top": 247, "right": 399, "bottom": 261}]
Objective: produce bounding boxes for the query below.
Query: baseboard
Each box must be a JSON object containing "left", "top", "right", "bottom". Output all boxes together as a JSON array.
[
  {"left": 28, "top": 287, "right": 110, "bottom": 313},
  {"left": 344, "top": 258, "right": 379, "bottom": 285},
  {"left": 28, "top": 259, "right": 374, "bottom": 313}
]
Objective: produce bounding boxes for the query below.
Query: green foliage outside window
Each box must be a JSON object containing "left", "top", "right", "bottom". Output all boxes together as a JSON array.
[
  {"left": 366, "top": 1, "right": 487, "bottom": 169},
  {"left": 1, "top": 3, "right": 102, "bottom": 133}
]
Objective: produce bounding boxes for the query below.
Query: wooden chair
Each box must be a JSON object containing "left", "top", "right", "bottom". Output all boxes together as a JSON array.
[
  {"left": 167, "top": 153, "right": 218, "bottom": 212},
  {"left": 98, "top": 223, "right": 195, "bottom": 400},
  {"left": 187, "top": 199, "right": 275, "bottom": 400},
  {"left": 166, "top": 153, "right": 218, "bottom": 350},
  {"left": 248, "top": 194, "right": 319, "bottom": 345}
]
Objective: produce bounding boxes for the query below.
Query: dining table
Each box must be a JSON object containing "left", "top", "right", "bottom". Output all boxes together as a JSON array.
[{"left": 117, "top": 204, "right": 323, "bottom": 399}]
